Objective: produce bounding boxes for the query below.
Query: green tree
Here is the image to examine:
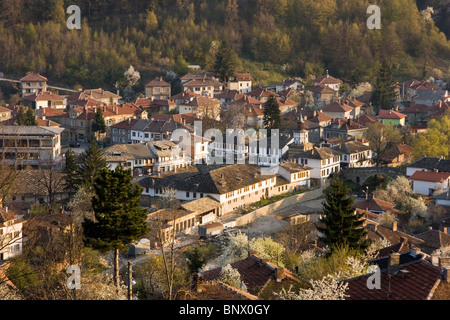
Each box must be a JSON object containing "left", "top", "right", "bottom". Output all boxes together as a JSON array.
[
  {"left": 92, "top": 107, "right": 107, "bottom": 140},
  {"left": 16, "top": 106, "right": 27, "bottom": 125},
  {"left": 317, "top": 177, "right": 368, "bottom": 253},
  {"left": 214, "top": 41, "right": 238, "bottom": 82},
  {"left": 82, "top": 166, "right": 149, "bottom": 290},
  {"left": 371, "top": 60, "right": 397, "bottom": 113},
  {"left": 412, "top": 113, "right": 450, "bottom": 160},
  {"left": 63, "top": 148, "right": 79, "bottom": 195},
  {"left": 184, "top": 247, "right": 206, "bottom": 274},
  {"left": 25, "top": 108, "right": 38, "bottom": 126},
  {"left": 263, "top": 96, "right": 281, "bottom": 129},
  {"left": 145, "top": 10, "right": 158, "bottom": 33},
  {"left": 49, "top": 0, "right": 65, "bottom": 26},
  {"left": 366, "top": 122, "right": 402, "bottom": 165},
  {"left": 77, "top": 140, "right": 107, "bottom": 191}
]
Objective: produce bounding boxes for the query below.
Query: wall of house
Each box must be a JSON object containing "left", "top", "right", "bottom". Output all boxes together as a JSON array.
[
  {"left": 0, "top": 221, "right": 23, "bottom": 260},
  {"left": 411, "top": 180, "right": 448, "bottom": 195}
]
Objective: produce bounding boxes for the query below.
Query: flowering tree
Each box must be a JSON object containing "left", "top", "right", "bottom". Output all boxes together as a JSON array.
[
  {"left": 276, "top": 274, "right": 349, "bottom": 300},
  {"left": 217, "top": 232, "right": 285, "bottom": 267},
  {"left": 124, "top": 65, "right": 141, "bottom": 87},
  {"left": 219, "top": 264, "right": 247, "bottom": 292}
]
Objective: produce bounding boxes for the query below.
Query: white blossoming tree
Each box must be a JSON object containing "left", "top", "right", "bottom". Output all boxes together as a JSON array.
[
  {"left": 217, "top": 231, "right": 285, "bottom": 267},
  {"left": 219, "top": 264, "right": 247, "bottom": 292},
  {"left": 276, "top": 274, "right": 349, "bottom": 300}
]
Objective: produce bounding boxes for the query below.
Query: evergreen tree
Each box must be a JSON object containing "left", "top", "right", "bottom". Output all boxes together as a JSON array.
[
  {"left": 77, "top": 140, "right": 107, "bottom": 191},
  {"left": 263, "top": 96, "right": 281, "bottom": 129},
  {"left": 371, "top": 60, "right": 397, "bottom": 113},
  {"left": 214, "top": 41, "right": 237, "bottom": 83},
  {"left": 82, "top": 166, "right": 149, "bottom": 289},
  {"left": 25, "top": 108, "right": 38, "bottom": 126},
  {"left": 63, "top": 148, "right": 79, "bottom": 195},
  {"left": 185, "top": 247, "right": 206, "bottom": 274},
  {"left": 317, "top": 177, "right": 368, "bottom": 253},
  {"left": 91, "top": 107, "right": 107, "bottom": 140},
  {"left": 16, "top": 106, "right": 27, "bottom": 125}
]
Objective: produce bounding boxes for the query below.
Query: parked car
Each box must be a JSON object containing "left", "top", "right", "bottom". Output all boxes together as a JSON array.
[{"left": 69, "top": 142, "right": 80, "bottom": 148}]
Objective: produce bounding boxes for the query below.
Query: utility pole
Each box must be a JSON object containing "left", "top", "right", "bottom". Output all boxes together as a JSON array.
[{"left": 128, "top": 261, "right": 133, "bottom": 300}]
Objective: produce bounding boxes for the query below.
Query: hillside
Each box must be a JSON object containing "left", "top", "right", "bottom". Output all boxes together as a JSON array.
[{"left": 0, "top": 0, "right": 449, "bottom": 95}]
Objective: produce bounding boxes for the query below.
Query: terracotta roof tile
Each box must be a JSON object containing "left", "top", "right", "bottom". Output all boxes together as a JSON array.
[
  {"left": 410, "top": 171, "right": 450, "bottom": 182},
  {"left": 20, "top": 72, "right": 47, "bottom": 82},
  {"left": 346, "top": 260, "right": 441, "bottom": 300}
]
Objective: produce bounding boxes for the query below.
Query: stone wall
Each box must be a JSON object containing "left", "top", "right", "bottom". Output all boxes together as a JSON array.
[{"left": 234, "top": 186, "right": 325, "bottom": 227}]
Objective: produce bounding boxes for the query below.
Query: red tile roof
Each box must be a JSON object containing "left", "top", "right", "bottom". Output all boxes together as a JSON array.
[
  {"left": 248, "top": 88, "right": 279, "bottom": 98},
  {"left": 346, "top": 260, "right": 441, "bottom": 300},
  {"left": 410, "top": 171, "right": 450, "bottom": 183},
  {"left": 322, "top": 101, "right": 354, "bottom": 113},
  {"left": 22, "top": 91, "right": 65, "bottom": 102},
  {"left": 201, "top": 254, "right": 301, "bottom": 296},
  {"left": 314, "top": 74, "right": 341, "bottom": 85},
  {"left": 145, "top": 77, "right": 171, "bottom": 87},
  {"left": 170, "top": 89, "right": 201, "bottom": 101},
  {"left": 20, "top": 72, "right": 48, "bottom": 82},
  {"left": 308, "top": 85, "right": 337, "bottom": 94},
  {"left": 355, "top": 197, "right": 399, "bottom": 214},
  {"left": 234, "top": 73, "right": 254, "bottom": 82},
  {"left": 377, "top": 109, "right": 407, "bottom": 119}
]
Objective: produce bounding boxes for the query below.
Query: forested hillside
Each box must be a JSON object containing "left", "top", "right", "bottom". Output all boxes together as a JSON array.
[{"left": 0, "top": 0, "right": 449, "bottom": 92}]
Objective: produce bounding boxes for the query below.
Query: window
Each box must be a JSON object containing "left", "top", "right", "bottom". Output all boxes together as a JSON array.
[
  {"left": 186, "top": 192, "right": 189, "bottom": 198},
  {"left": 193, "top": 192, "right": 197, "bottom": 198}
]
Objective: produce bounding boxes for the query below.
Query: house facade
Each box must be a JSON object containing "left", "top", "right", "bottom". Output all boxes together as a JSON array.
[
  {"left": 20, "top": 73, "right": 48, "bottom": 96},
  {"left": 409, "top": 171, "right": 450, "bottom": 196},
  {"left": 0, "top": 126, "right": 64, "bottom": 168},
  {"left": 144, "top": 77, "right": 171, "bottom": 99},
  {"left": 0, "top": 205, "right": 22, "bottom": 261},
  {"left": 292, "top": 147, "right": 341, "bottom": 186},
  {"left": 139, "top": 164, "right": 277, "bottom": 214}
]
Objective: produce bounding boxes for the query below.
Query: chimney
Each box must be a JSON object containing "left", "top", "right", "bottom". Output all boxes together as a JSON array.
[
  {"left": 275, "top": 267, "right": 285, "bottom": 283},
  {"left": 195, "top": 274, "right": 205, "bottom": 293},
  {"left": 431, "top": 253, "right": 440, "bottom": 266},
  {"left": 439, "top": 257, "right": 450, "bottom": 268},
  {"left": 410, "top": 246, "right": 420, "bottom": 257},
  {"left": 388, "top": 252, "right": 400, "bottom": 276},
  {"left": 392, "top": 221, "right": 398, "bottom": 232}
]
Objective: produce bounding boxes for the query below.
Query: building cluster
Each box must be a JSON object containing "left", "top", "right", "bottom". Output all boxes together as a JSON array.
[{"left": 1, "top": 69, "right": 450, "bottom": 301}]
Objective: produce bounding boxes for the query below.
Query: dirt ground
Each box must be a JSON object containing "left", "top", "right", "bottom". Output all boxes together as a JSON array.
[{"left": 244, "top": 197, "right": 326, "bottom": 238}]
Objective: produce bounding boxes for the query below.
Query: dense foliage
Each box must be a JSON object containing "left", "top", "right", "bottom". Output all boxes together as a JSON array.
[{"left": 0, "top": 0, "right": 449, "bottom": 93}]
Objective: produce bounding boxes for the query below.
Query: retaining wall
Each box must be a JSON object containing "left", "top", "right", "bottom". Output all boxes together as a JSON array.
[{"left": 234, "top": 186, "right": 325, "bottom": 227}]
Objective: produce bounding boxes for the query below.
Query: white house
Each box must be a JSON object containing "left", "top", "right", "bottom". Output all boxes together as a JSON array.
[
  {"left": 139, "top": 164, "right": 277, "bottom": 214},
  {"left": 226, "top": 73, "right": 253, "bottom": 94},
  {"left": 278, "top": 162, "right": 311, "bottom": 189},
  {"left": 0, "top": 205, "right": 23, "bottom": 261},
  {"left": 334, "top": 140, "right": 373, "bottom": 168},
  {"left": 293, "top": 147, "right": 341, "bottom": 185},
  {"left": 434, "top": 191, "right": 450, "bottom": 207},
  {"left": 409, "top": 171, "right": 450, "bottom": 196}
]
